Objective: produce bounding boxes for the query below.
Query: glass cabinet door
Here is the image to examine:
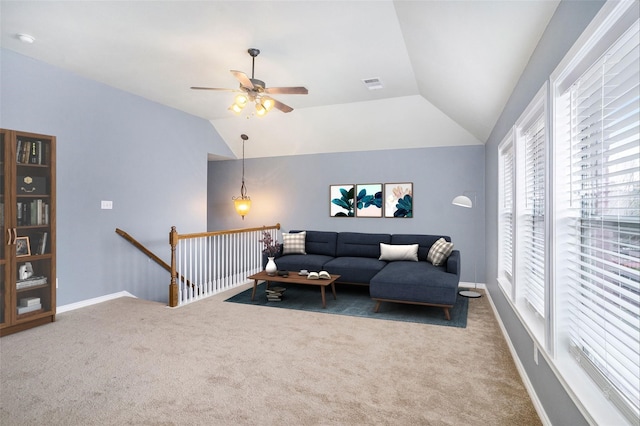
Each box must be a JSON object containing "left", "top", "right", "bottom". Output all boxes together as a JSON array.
[
  {"left": 14, "top": 133, "right": 54, "bottom": 318},
  {"left": 0, "top": 130, "right": 6, "bottom": 327}
]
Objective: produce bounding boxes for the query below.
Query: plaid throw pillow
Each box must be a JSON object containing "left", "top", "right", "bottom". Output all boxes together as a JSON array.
[
  {"left": 282, "top": 231, "right": 307, "bottom": 255},
  {"left": 427, "top": 238, "right": 454, "bottom": 266}
]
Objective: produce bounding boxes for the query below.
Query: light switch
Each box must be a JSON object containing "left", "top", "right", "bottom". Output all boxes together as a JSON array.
[{"left": 101, "top": 200, "right": 113, "bottom": 209}]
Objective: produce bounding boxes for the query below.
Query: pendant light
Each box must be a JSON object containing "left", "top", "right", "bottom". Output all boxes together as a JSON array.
[{"left": 232, "top": 134, "right": 251, "bottom": 219}]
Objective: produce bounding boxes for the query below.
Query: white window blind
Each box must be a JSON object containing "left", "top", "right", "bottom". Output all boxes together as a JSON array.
[
  {"left": 521, "top": 114, "right": 546, "bottom": 317},
  {"left": 499, "top": 140, "right": 514, "bottom": 286},
  {"left": 563, "top": 20, "right": 639, "bottom": 420}
]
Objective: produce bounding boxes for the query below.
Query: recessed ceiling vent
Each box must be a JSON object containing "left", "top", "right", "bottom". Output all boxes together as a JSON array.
[{"left": 362, "top": 77, "right": 383, "bottom": 90}]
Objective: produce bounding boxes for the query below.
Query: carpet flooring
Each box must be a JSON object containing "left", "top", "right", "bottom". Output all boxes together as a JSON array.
[
  {"left": 0, "top": 284, "right": 541, "bottom": 425},
  {"left": 225, "top": 283, "right": 468, "bottom": 328}
]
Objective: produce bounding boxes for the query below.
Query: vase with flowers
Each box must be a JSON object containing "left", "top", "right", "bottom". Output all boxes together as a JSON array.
[{"left": 259, "top": 230, "right": 281, "bottom": 276}]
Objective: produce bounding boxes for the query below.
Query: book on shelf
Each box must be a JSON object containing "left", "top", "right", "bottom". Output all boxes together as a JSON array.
[
  {"left": 16, "top": 139, "right": 23, "bottom": 162},
  {"left": 16, "top": 201, "right": 49, "bottom": 226},
  {"left": 16, "top": 276, "right": 48, "bottom": 290},
  {"left": 17, "top": 303, "right": 42, "bottom": 315},
  {"left": 36, "top": 231, "right": 48, "bottom": 255},
  {"left": 30, "top": 141, "right": 38, "bottom": 164},
  {"left": 16, "top": 139, "right": 46, "bottom": 165},
  {"left": 20, "top": 297, "right": 41, "bottom": 307}
]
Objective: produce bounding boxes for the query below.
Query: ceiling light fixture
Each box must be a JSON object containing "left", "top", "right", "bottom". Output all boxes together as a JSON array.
[
  {"left": 232, "top": 134, "right": 251, "bottom": 219},
  {"left": 229, "top": 94, "right": 275, "bottom": 117},
  {"left": 17, "top": 33, "right": 35, "bottom": 44}
]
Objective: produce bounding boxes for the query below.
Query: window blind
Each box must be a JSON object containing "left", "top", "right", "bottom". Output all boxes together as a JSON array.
[
  {"left": 522, "top": 115, "right": 546, "bottom": 317},
  {"left": 564, "top": 20, "right": 639, "bottom": 419},
  {"left": 499, "top": 142, "right": 514, "bottom": 284}
]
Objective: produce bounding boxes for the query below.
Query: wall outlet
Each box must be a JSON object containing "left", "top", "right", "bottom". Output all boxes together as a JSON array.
[
  {"left": 101, "top": 200, "right": 113, "bottom": 209},
  {"left": 534, "top": 345, "right": 539, "bottom": 365}
]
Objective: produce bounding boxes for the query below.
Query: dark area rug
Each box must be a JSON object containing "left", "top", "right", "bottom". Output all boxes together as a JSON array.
[{"left": 225, "top": 283, "right": 468, "bottom": 328}]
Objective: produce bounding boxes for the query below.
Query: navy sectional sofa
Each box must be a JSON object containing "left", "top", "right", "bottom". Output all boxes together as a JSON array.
[{"left": 272, "top": 230, "right": 461, "bottom": 320}]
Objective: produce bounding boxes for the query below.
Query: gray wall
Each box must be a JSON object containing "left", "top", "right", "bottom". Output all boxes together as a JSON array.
[
  {"left": 208, "top": 145, "right": 486, "bottom": 284},
  {"left": 484, "top": 1, "right": 605, "bottom": 425},
  {"left": 1, "top": 49, "right": 234, "bottom": 304}
]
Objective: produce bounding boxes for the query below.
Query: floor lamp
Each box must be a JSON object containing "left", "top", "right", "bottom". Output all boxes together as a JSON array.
[{"left": 452, "top": 193, "right": 482, "bottom": 298}]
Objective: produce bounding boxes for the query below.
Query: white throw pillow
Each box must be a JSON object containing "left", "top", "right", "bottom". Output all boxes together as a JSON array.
[
  {"left": 427, "top": 238, "right": 454, "bottom": 266},
  {"left": 379, "top": 243, "right": 419, "bottom": 262},
  {"left": 282, "top": 231, "right": 307, "bottom": 255}
]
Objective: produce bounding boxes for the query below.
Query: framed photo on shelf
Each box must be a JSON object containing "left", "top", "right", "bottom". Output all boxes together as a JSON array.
[
  {"left": 16, "top": 236, "right": 31, "bottom": 257},
  {"left": 355, "top": 183, "right": 383, "bottom": 218},
  {"left": 384, "top": 182, "right": 413, "bottom": 218},
  {"left": 330, "top": 184, "right": 355, "bottom": 217}
]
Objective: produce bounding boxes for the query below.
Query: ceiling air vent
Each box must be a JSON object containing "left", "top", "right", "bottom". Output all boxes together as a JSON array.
[{"left": 362, "top": 77, "right": 383, "bottom": 90}]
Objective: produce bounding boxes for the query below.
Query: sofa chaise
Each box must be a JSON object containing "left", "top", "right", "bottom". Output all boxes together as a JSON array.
[{"left": 270, "top": 230, "right": 461, "bottom": 320}]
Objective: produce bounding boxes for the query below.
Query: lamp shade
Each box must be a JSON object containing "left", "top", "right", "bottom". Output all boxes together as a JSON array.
[
  {"left": 452, "top": 195, "right": 473, "bottom": 208},
  {"left": 229, "top": 103, "right": 244, "bottom": 114},
  {"left": 234, "top": 198, "right": 251, "bottom": 217}
]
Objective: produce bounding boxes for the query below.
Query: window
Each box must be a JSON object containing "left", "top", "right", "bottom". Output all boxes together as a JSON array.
[
  {"left": 496, "top": 2, "right": 639, "bottom": 422},
  {"left": 515, "top": 87, "right": 547, "bottom": 319},
  {"left": 498, "top": 132, "right": 514, "bottom": 297},
  {"left": 552, "top": 3, "right": 639, "bottom": 422}
]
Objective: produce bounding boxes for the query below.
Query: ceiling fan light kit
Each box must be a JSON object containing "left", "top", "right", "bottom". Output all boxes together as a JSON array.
[{"left": 192, "top": 48, "right": 308, "bottom": 117}]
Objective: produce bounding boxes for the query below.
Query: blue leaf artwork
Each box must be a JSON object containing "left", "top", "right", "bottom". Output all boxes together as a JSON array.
[
  {"left": 355, "top": 184, "right": 383, "bottom": 217},
  {"left": 330, "top": 185, "right": 355, "bottom": 217}
]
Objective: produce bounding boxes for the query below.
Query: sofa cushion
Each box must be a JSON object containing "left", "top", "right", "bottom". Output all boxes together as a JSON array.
[
  {"left": 323, "top": 256, "right": 387, "bottom": 284},
  {"left": 446, "top": 250, "right": 461, "bottom": 277},
  {"left": 370, "top": 261, "right": 459, "bottom": 306},
  {"left": 379, "top": 243, "right": 419, "bottom": 262},
  {"left": 291, "top": 230, "right": 337, "bottom": 257},
  {"left": 336, "top": 232, "right": 391, "bottom": 258},
  {"left": 391, "top": 234, "right": 451, "bottom": 261},
  {"left": 427, "top": 238, "right": 454, "bottom": 266},
  {"left": 274, "top": 254, "right": 333, "bottom": 273},
  {"left": 282, "top": 231, "right": 306, "bottom": 255}
]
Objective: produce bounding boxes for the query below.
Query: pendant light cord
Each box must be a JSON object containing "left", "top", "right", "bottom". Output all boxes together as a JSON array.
[{"left": 240, "top": 137, "right": 247, "bottom": 198}]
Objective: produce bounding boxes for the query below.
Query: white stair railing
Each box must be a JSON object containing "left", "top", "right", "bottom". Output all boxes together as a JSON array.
[{"left": 169, "top": 224, "right": 280, "bottom": 307}]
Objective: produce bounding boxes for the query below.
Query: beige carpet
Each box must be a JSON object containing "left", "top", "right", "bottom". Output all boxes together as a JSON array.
[{"left": 0, "top": 284, "right": 541, "bottom": 425}]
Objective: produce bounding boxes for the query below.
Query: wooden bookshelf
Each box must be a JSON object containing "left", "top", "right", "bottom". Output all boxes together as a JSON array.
[{"left": 0, "top": 129, "right": 56, "bottom": 336}]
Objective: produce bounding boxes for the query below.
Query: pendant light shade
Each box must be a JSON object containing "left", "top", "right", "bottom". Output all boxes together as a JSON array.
[
  {"left": 234, "top": 198, "right": 251, "bottom": 217},
  {"left": 232, "top": 134, "right": 251, "bottom": 219}
]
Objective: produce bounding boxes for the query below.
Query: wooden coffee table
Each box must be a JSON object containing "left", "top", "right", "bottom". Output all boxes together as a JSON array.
[{"left": 248, "top": 270, "right": 340, "bottom": 308}]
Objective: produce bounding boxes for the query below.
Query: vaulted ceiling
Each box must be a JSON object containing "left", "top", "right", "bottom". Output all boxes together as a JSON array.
[{"left": 1, "top": 1, "right": 559, "bottom": 159}]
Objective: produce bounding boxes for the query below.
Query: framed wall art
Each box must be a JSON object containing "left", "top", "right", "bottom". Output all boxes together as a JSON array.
[
  {"left": 384, "top": 182, "right": 413, "bottom": 218},
  {"left": 355, "top": 183, "right": 383, "bottom": 218},
  {"left": 330, "top": 184, "right": 355, "bottom": 217}
]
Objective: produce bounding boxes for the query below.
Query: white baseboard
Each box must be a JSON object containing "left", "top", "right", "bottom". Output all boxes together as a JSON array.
[
  {"left": 57, "top": 291, "right": 136, "bottom": 314},
  {"left": 484, "top": 289, "right": 551, "bottom": 426},
  {"left": 458, "top": 281, "right": 486, "bottom": 290}
]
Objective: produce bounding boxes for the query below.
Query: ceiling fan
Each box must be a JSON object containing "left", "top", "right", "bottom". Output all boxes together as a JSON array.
[{"left": 191, "top": 48, "right": 308, "bottom": 116}]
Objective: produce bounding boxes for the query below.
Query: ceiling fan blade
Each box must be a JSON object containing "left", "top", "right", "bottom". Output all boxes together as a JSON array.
[
  {"left": 265, "top": 87, "right": 308, "bottom": 95},
  {"left": 230, "top": 70, "right": 254, "bottom": 89},
  {"left": 271, "top": 99, "right": 294, "bottom": 113},
  {"left": 190, "top": 86, "right": 235, "bottom": 91}
]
